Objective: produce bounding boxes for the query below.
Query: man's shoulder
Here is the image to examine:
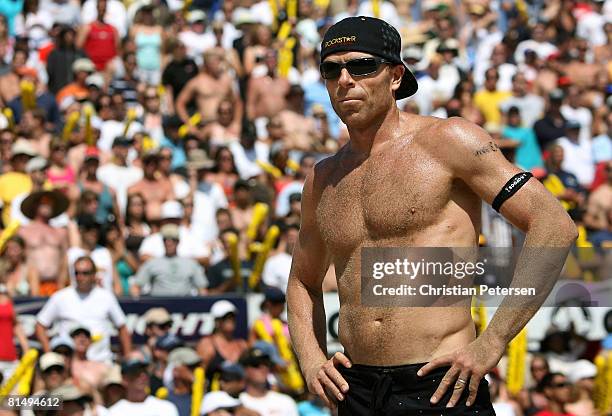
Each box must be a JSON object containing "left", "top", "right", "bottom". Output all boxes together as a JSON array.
[{"left": 51, "top": 286, "right": 77, "bottom": 299}]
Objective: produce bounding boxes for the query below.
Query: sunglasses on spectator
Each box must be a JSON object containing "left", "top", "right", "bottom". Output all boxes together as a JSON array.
[
  {"left": 552, "top": 382, "right": 570, "bottom": 388},
  {"left": 320, "top": 57, "right": 391, "bottom": 80},
  {"left": 144, "top": 95, "right": 158, "bottom": 100},
  {"left": 75, "top": 270, "right": 95, "bottom": 276}
]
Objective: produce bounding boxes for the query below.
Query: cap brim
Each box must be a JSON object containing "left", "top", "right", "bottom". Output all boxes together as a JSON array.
[{"left": 396, "top": 64, "right": 418, "bottom": 100}]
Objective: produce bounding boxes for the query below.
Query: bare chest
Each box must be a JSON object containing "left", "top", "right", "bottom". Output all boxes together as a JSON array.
[{"left": 317, "top": 150, "right": 450, "bottom": 254}]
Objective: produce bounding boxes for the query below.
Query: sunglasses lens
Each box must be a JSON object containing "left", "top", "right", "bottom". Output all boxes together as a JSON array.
[
  {"left": 320, "top": 62, "right": 341, "bottom": 79},
  {"left": 346, "top": 58, "right": 378, "bottom": 76}
]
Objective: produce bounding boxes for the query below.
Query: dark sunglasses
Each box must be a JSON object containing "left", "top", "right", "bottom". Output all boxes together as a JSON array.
[
  {"left": 75, "top": 270, "right": 95, "bottom": 276},
  {"left": 552, "top": 382, "right": 570, "bottom": 388},
  {"left": 320, "top": 57, "right": 391, "bottom": 80}
]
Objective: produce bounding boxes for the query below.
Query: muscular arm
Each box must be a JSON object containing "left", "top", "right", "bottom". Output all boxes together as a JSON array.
[
  {"left": 441, "top": 117, "right": 577, "bottom": 350},
  {"left": 419, "top": 118, "right": 578, "bottom": 407},
  {"left": 286, "top": 168, "right": 331, "bottom": 377}
]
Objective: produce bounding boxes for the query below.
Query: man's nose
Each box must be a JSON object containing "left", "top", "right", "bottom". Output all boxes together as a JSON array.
[{"left": 338, "top": 68, "right": 355, "bottom": 88}]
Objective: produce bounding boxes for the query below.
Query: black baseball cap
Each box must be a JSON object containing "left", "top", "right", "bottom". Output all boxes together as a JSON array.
[{"left": 320, "top": 16, "right": 418, "bottom": 100}]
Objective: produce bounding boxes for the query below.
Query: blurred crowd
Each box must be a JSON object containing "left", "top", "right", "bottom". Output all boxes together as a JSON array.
[{"left": 0, "top": 0, "right": 611, "bottom": 413}]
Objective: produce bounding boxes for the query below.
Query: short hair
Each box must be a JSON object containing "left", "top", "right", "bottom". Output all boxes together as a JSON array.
[
  {"left": 74, "top": 256, "right": 96, "bottom": 272},
  {"left": 537, "top": 372, "right": 565, "bottom": 392}
]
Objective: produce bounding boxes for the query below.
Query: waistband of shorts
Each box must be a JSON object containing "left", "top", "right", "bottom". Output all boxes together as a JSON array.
[{"left": 343, "top": 353, "right": 443, "bottom": 374}]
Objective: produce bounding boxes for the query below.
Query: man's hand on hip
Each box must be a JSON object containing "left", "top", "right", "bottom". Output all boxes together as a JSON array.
[
  {"left": 417, "top": 336, "right": 504, "bottom": 408},
  {"left": 304, "top": 352, "right": 352, "bottom": 409}
]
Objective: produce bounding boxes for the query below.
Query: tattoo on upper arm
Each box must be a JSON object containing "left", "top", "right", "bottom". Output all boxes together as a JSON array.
[{"left": 474, "top": 141, "right": 499, "bottom": 157}]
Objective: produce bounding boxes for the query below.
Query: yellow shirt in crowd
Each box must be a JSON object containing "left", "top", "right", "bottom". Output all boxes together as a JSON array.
[
  {"left": 473, "top": 90, "right": 512, "bottom": 124},
  {"left": 0, "top": 172, "right": 32, "bottom": 226}
]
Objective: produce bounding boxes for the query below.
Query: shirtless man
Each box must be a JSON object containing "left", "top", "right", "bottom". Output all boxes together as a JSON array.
[
  {"left": 201, "top": 99, "right": 241, "bottom": 150},
  {"left": 18, "top": 191, "right": 69, "bottom": 294},
  {"left": 278, "top": 85, "right": 318, "bottom": 151},
  {"left": 246, "top": 50, "right": 290, "bottom": 137},
  {"left": 128, "top": 152, "right": 174, "bottom": 221},
  {"left": 287, "top": 17, "right": 577, "bottom": 415},
  {"left": 176, "top": 48, "right": 241, "bottom": 125}
]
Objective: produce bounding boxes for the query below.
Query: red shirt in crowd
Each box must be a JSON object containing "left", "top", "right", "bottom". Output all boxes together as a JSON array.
[
  {"left": 83, "top": 21, "right": 118, "bottom": 71},
  {"left": 0, "top": 301, "right": 17, "bottom": 361},
  {"left": 534, "top": 411, "right": 575, "bottom": 416}
]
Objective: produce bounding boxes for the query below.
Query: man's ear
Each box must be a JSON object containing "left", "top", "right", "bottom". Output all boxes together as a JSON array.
[{"left": 390, "top": 64, "right": 404, "bottom": 94}]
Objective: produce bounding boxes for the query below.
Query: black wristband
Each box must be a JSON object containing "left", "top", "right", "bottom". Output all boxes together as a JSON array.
[{"left": 492, "top": 172, "right": 533, "bottom": 212}]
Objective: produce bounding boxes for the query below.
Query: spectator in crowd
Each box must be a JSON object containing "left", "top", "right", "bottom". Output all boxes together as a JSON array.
[
  {"left": 502, "top": 106, "right": 544, "bottom": 171},
  {"left": 0, "top": 283, "right": 29, "bottom": 381},
  {"left": 139, "top": 200, "right": 208, "bottom": 262},
  {"left": 109, "top": 352, "right": 179, "bottom": 415},
  {"left": 46, "top": 25, "right": 85, "bottom": 95},
  {"left": 37, "top": 352, "right": 69, "bottom": 393},
  {"left": 131, "top": 223, "right": 208, "bottom": 297},
  {"left": 262, "top": 223, "right": 298, "bottom": 293},
  {"left": 207, "top": 227, "right": 253, "bottom": 294},
  {"left": 584, "top": 160, "right": 612, "bottom": 248},
  {"left": 199, "top": 391, "right": 241, "bottom": 416},
  {"left": 49, "top": 334, "right": 75, "bottom": 373},
  {"left": 238, "top": 345, "right": 299, "bottom": 416},
  {"left": 141, "top": 307, "right": 172, "bottom": 359},
  {"left": 166, "top": 347, "right": 202, "bottom": 416},
  {"left": 246, "top": 49, "right": 290, "bottom": 137},
  {"left": 18, "top": 189, "right": 69, "bottom": 293},
  {"left": 0, "top": 235, "right": 39, "bottom": 296},
  {"left": 129, "top": 5, "right": 162, "bottom": 86},
  {"left": 561, "top": 85, "right": 593, "bottom": 141},
  {"left": 99, "top": 135, "right": 143, "bottom": 204},
  {"left": 35, "top": 255, "right": 131, "bottom": 363},
  {"left": 198, "top": 300, "right": 248, "bottom": 385},
  {"left": 100, "top": 364, "right": 125, "bottom": 407},
  {"left": 474, "top": 67, "right": 512, "bottom": 125},
  {"left": 543, "top": 144, "right": 586, "bottom": 217},
  {"left": 279, "top": 84, "right": 318, "bottom": 151},
  {"left": 56, "top": 57, "right": 95, "bottom": 105},
  {"left": 76, "top": 0, "right": 119, "bottom": 72},
  {"left": 150, "top": 333, "right": 183, "bottom": 393},
  {"left": 500, "top": 72, "right": 545, "bottom": 129},
  {"left": 250, "top": 287, "right": 288, "bottom": 345},
  {"left": 176, "top": 48, "right": 239, "bottom": 125},
  {"left": 0, "top": 139, "right": 35, "bottom": 226},
  {"left": 18, "top": 108, "right": 52, "bottom": 157},
  {"left": 128, "top": 150, "right": 175, "bottom": 221},
  {"left": 592, "top": 111, "right": 612, "bottom": 164},
  {"left": 76, "top": 147, "right": 118, "bottom": 224},
  {"left": 534, "top": 89, "right": 567, "bottom": 151},
  {"left": 534, "top": 372, "right": 573, "bottom": 416},
  {"left": 206, "top": 146, "right": 239, "bottom": 201},
  {"left": 555, "top": 120, "right": 595, "bottom": 188},
  {"left": 67, "top": 214, "right": 120, "bottom": 294},
  {"left": 70, "top": 324, "right": 110, "bottom": 390},
  {"left": 275, "top": 153, "right": 315, "bottom": 217},
  {"left": 161, "top": 39, "right": 198, "bottom": 111},
  {"left": 218, "top": 361, "right": 246, "bottom": 399}
]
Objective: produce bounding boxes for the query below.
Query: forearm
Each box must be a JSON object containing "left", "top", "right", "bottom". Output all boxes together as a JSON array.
[
  {"left": 14, "top": 324, "right": 29, "bottom": 352},
  {"left": 287, "top": 277, "right": 328, "bottom": 374},
  {"left": 35, "top": 323, "right": 50, "bottom": 352},
  {"left": 118, "top": 326, "right": 132, "bottom": 356},
  {"left": 483, "top": 216, "right": 577, "bottom": 347}
]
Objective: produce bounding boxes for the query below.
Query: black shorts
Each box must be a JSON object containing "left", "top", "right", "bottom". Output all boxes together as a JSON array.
[{"left": 337, "top": 362, "right": 496, "bottom": 416}]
